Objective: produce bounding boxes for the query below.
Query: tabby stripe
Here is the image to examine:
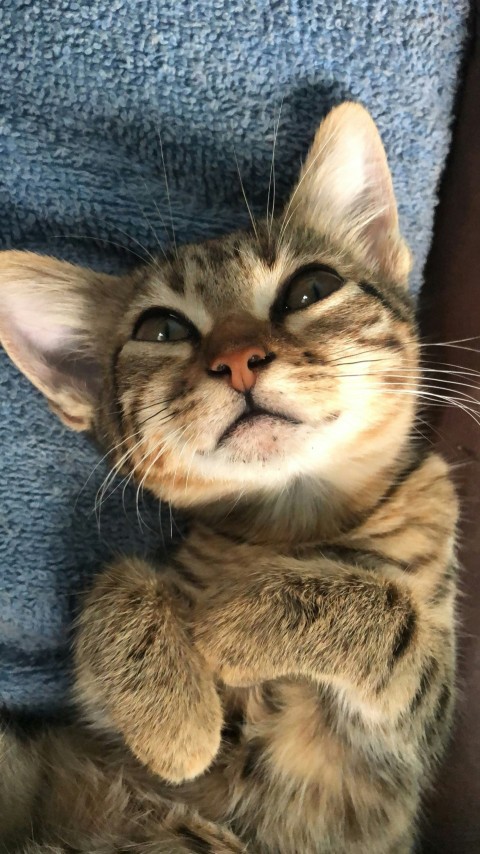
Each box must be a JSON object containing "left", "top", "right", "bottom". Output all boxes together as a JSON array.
[
  {"left": 343, "top": 792, "right": 363, "bottom": 842},
  {"left": 351, "top": 448, "right": 427, "bottom": 527},
  {"left": 435, "top": 682, "right": 453, "bottom": 723},
  {"left": 169, "top": 557, "right": 206, "bottom": 589},
  {"left": 317, "top": 683, "right": 342, "bottom": 731},
  {"left": 405, "top": 552, "right": 439, "bottom": 573},
  {"left": 390, "top": 607, "right": 417, "bottom": 663},
  {"left": 413, "top": 472, "right": 450, "bottom": 496},
  {"left": 164, "top": 265, "right": 185, "bottom": 295},
  {"left": 241, "top": 737, "right": 267, "bottom": 783},
  {"left": 111, "top": 344, "right": 125, "bottom": 437},
  {"left": 425, "top": 682, "right": 454, "bottom": 745},
  {"left": 355, "top": 333, "right": 405, "bottom": 352},
  {"left": 184, "top": 541, "right": 219, "bottom": 565},
  {"left": 177, "top": 825, "right": 214, "bottom": 853},
  {"left": 358, "top": 281, "right": 409, "bottom": 323},
  {"left": 428, "top": 579, "right": 453, "bottom": 607},
  {"left": 221, "top": 706, "right": 246, "bottom": 746},
  {"left": 410, "top": 657, "right": 439, "bottom": 714},
  {"left": 262, "top": 682, "right": 285, "bottom": 714},
  {"left": 372, "top": 520, "right": 450, "bottom": 540},
  {"left": 126, "top": 623, "right": 158, "bottom": 660},
  {"left": 318, "top": 544, "right": 410, "bottom": 572}
]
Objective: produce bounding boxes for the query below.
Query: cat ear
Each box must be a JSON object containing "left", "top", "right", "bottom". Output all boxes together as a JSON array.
[
  {"left": 286, "top": 102, "right": 411, "bottom": 283},
  {"left": 0, "top": 251, "right": 126, "bottom": 431}
]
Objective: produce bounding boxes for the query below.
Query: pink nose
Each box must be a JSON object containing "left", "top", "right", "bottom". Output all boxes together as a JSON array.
[{"left": 209, "top": 346, "right": 267, "bottom": 392}]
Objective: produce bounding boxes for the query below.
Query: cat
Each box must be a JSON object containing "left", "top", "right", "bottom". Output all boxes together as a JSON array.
[{"left": 0, "top": 102, "right": 458, "bottom": 854}]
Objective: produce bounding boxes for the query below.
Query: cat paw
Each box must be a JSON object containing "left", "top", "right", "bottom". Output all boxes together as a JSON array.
[
  {"left": 126, "top": 676, "right": 223, "bottom": 783},
  {"left": 74, "top": 556, "right": 223, "bottom": 783}
]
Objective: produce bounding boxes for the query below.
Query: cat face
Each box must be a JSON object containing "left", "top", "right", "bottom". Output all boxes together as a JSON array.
[{"left": 0, "top": 103, "right": 418, "bottom": 509}]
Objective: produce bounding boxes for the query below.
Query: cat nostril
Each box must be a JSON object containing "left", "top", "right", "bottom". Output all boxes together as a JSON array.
[
  {"left": 247, "top": 351, "right": 276, "bottom": 369},
  {"left": 208, "top": 347, "right": 275, "bottom": 390},
  {"left": 211, "top": 362, "right": 231, "bottom": 375}
]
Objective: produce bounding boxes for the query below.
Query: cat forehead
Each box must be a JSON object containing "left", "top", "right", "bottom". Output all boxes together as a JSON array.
[{"left": 142, "top": 229, "right": 305, "bottom": 327}]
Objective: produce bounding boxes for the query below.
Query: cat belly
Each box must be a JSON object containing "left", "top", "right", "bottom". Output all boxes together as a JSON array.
[{"left": 186, "top": 681, "right": 418, "bottom": 854}]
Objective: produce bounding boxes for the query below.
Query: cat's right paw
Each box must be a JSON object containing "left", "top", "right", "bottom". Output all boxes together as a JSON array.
[
  {"left": 121, "top": 676, "right": 223, "bottom": 784},
  {"left": 74, "top": 557, "right": 223, "bottom": 783}
]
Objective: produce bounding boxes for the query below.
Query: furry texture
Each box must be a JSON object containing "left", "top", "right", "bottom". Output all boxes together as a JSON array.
[
  {"left": 0, "top": 104, "right": 458, "bottom": 853},
  {"left": 0, "top": 0, "right": 469, "bottom": 713}
]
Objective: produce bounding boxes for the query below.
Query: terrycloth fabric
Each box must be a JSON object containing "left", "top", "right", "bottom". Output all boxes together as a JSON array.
[{"left": 0, "top": 1, "right": 469, "bottom": 713}]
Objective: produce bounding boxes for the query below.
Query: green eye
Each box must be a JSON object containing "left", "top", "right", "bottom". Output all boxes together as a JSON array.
[
  {"left": 283, "top": 266, "right": 344, "bottom": 313},
  {"left": 133, "top": 310, "right": 196, "bottom": 343}
]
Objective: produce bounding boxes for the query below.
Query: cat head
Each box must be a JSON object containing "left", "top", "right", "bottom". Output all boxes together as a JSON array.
[{"left": 0, "top": 103, "right": 418, "bottom": 512}]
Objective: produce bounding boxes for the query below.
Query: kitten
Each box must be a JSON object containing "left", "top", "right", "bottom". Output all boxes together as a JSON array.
[{"left": 0, "top": 103, "right": 457, "bottom": 854}]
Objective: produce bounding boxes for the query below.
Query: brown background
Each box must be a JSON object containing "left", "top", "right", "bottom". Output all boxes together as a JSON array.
[{"left": 419, "top": 3, "right": 480, "bottom": 850}]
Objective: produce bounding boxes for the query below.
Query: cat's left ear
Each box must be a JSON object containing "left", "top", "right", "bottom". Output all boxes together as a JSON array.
[
  {"left": 286, "top": 102, "right": 411, "bottom": 284},
  {"left": 0, "top": 251, "right": 129, "bottom": 430}
]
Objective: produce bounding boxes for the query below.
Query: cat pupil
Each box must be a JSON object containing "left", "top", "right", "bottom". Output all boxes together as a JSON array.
[
  {"left": 283, "top": 266, "right": 343, "bottom": 313},
  {"left": 133, "top": 311, "right": 193, "bottom": 343}
]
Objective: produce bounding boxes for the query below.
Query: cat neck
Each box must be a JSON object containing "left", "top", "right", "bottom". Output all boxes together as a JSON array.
[{"left": 191, "top": 439, "right": 419, "bottom": 546}]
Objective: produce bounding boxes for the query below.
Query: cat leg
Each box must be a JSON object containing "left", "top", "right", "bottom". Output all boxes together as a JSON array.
[
  {"left": 0, "top": 726, "right": 43, "bottom": 850},
  {"left": 20, "top": 814, "right": 246, "bottom": 854},
  {"left": 189, "top": 481, "right": 454, "bottom": 853},
  {"left": 75, "top": 556, "right": 223, "bottom": 784},
  {"left": 148, "top": 805, "right": 247, "bottom": 853},
  {"left": 19, "top": 807, "right": 246, "bottom": 854},
  {"left": 193, "top": 455, "right": 456, "bottom": 721},
  {"left": 20, "top": 827, "right": 246, "bottom": 854}
]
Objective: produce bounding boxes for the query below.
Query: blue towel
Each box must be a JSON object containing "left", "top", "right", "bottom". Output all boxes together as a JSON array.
[{"left": 0, "top": 1, "right": 469, "bottom": 713}]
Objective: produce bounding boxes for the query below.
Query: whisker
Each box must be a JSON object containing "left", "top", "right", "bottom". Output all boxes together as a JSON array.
[
  {"left": 109, "top": 160, "right": 175, "bottom": 269},
  {"left": 136, "top": 408, "right": 179, "bottom": 430},
  {"left": 130, "top": 172, "right": 176, "bottom": 268},
  {"left": 133, "top": 435, "right": 176, "bottom": 534},
  {"left": 134, "top": 420, "right": 192, "bottom": 535},
  {"left": 156, "top": 126, "right": 179, "bottom": 260},
  {"left": 278, "top": 125, "right": 332, "bottom": 243},
  {"left": 343, "top": 371, "right": 480, "bottom": 403},
  {"left": 94, "top": 435, "right": 146, "bottom": 528},
  {"left": 102, "top": 395, "right": 178, "bottom": 420},
  {"left": 331, "top": 356, "right": 396, "bottom": 368},
  {"left": 233, "top": 144, "right": 259, "bottom": 243},
  {"left": 355, "top": 384, "right": 480, "bottom": 427},
  {"left": 420, "top": 334, "right": 480, "bottom": 347},
  {"left": 49, "top": 232, "right": 153, "bottom": 267},
  {"left": 337, "top": 370, "right": 480, "bottom": 396},
  {"left": 75, "top": 432, "right": 141, "bottom": 507},
  {"left": 266, "top": 97, "right": 284, "bottom": 238},
  {"left": 105, "top": 221, "right": 162, "bottom": 271}
]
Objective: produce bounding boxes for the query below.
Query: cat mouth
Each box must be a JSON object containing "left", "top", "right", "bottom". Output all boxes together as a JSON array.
[{"left": 218, "top": 406, "right": 301, "bottom": 447}]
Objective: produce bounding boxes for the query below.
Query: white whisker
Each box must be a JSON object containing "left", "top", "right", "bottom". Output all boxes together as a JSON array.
[
  {"left": 156, "top": 126, "right": 178, "bottom": 260},
  {"left": 266, "top": 98, "right": 284, "bottom": 238},
  {"left": 233, "top": 145, "right": 259, "bottom": 243}
]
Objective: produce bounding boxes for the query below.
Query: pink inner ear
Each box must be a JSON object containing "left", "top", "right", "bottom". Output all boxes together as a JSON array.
[
  {"left": 0, "top": 286, "right": 97, "bottom": 404},
  {"left": 4, "top": 291, "right": 80, "bottom": 356}
]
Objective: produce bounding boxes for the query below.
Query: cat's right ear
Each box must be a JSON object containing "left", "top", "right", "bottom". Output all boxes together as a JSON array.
[
  {"left": 285, "top": 102, "right": 411, "bottom": 284},
  {"left": 0, "top": 251, "right": 129, "bottom": 431}
]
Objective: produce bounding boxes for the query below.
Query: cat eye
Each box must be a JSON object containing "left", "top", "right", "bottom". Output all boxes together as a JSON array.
[
  {"left": 133, "top": 309, "right": 197, "bottom": 343},
  {"left": 281, "top": 265, "right": 344, "bottom": 313}
]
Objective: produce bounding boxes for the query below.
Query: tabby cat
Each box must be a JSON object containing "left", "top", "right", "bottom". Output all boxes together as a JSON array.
[{"left": 0, "top": 103, "right": 458, "bottom": 853}]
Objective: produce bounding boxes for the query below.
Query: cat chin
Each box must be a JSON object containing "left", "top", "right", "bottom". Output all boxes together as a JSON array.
[
  {"left": 180, "top": 401, "right": 410, "bottom": 503},
  {"left": 217, "top": 414, "right": 299, "bottom": 463},
  {"left": 192, "top": 421, "right": 330, "bottom": 488}
]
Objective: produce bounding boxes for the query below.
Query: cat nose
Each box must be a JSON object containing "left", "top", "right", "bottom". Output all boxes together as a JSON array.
[{"left": 209, "top": 346, "right": 271, "bottom": 392}]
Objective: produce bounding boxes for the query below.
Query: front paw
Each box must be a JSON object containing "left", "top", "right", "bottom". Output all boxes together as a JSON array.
[
  {"left": 193, "top": 595, "right": 276, "bottom": 688},
  {"left": 75, "top": 557, "right": 223, "bottom": 783}
]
